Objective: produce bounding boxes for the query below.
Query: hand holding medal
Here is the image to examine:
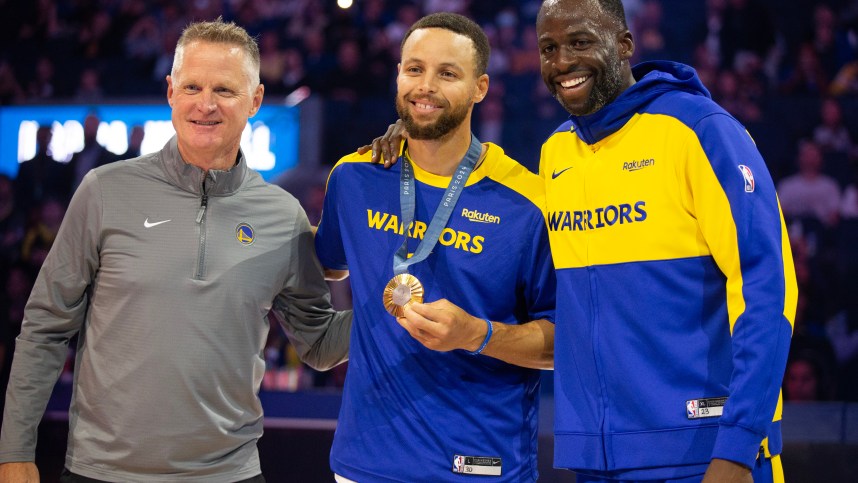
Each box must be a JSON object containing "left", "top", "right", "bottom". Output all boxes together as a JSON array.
[
  {"left": 382, "top": 134, "right": 482, "bottom": 317},
  {"left": 394, "top": 299, "right": 494, "bottom": 355}
]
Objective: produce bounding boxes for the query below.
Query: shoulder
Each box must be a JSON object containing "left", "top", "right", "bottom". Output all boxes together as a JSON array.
[
  {"left": 244, "top": 170, "right": 302, "bottom": 205},
  {"left": 331, "top": 150, "right": 377, "bottom": 174},
  {"left": 481, "top": 143, "right": 546, "bottom": 214},
  {"left": 324, "top": 150, "right": 388, "bottom": 193},
  {"left": 647, "top": 90, "right": 737, "bottom": 131},
  {"left": 90, "top": 152, "right": 160, "bottom": 180},
  {"left": 542, "top": 120, "right": 576, "bottom": 145}
]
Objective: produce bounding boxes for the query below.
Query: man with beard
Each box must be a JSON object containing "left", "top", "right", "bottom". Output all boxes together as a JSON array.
[
  {"left": 365, "top": 1, "right": 795, "bottom": 482},
  {"left": 314, "top": 12, "right": 556, "bottom": 482},
  {"left": 536, "top": 1, "right": 795, "bottom": 482}
]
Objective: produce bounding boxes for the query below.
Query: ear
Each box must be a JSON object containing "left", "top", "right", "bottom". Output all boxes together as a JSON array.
[
  {"left": 166, "top": 75, "right": 174, "bottom": 107},
  {"left": 618, "top": 30, "right": 635, "bottom": 61},
  {"left": 249, "top": 83, "right": 265, "bottom": 117},
  {"left": 473, "top": 73, "right": 489, "bottom": 103}
]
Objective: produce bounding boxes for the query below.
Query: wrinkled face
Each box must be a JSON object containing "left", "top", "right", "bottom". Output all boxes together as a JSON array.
[
  {"left": 395, "top": 28, "right": 487, "bottom": 140},
  {"left": 537, "top": 0, "right": 633, "bottom": 116},
  {"left": 167, "top": 41, "right": 263, "bottom": 165}
]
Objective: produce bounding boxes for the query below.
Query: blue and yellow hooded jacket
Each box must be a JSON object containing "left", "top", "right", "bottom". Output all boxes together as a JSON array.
[{"left": 541, "top": 61, "right": 797, "bottom": 478}]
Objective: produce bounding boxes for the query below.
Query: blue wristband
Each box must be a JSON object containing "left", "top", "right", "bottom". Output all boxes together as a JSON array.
[{"left": 467, "top": 319, "right": 493, "bottom": 355}]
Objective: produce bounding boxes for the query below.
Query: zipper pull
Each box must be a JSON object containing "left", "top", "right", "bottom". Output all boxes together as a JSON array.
[{"left": 196, "top": 194, "right": 208, "bottom": 223}]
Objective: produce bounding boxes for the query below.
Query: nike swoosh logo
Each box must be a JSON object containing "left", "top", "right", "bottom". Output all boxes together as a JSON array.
[
  {"left": 551, "top": 166, "right": 573, "bottom": 179},
  {"left": 144, "top": 218, "right": 171, "bottom": 228}
]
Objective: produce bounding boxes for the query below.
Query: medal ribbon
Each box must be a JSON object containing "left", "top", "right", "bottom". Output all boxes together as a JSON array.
[{"left": 393, "top": 134, "right": 482, "bottom": 275}]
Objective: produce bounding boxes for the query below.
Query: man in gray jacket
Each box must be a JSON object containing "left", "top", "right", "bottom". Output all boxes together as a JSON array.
[{"left": 0, "top": 19, "right": 351, "bottom": 483}]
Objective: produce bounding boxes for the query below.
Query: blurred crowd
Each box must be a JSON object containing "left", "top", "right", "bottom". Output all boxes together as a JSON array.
[{"left": 1, "top": 0, "right": 858, "bottom": 401}]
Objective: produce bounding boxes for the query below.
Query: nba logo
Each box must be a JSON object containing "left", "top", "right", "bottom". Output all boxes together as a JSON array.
[
  {"left": 453, "top": 455, "right": 465, "bottom": 473},
  {"left": 686, "top": 400, "right": 698, "bottom": 418},
  {"left": 738, "top": 165, "right": 755, "bottom": 193}
]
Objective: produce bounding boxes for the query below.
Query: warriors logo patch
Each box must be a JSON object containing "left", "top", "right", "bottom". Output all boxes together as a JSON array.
[{"left": 236, "top": 223, "right": 255, "bottom": 245}]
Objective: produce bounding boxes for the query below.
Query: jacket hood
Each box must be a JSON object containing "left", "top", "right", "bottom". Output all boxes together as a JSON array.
[{"left": 567, "top": 61, "right": 711, "bottom": 144}]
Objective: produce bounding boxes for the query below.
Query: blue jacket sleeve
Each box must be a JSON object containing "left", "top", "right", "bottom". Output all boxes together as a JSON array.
[{"left": 689, "top": 112, "right": 797, "bottom": 467}]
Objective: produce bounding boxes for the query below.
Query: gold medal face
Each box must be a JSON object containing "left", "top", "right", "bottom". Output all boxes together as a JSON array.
[{"left": 383, "top": 273, "right": 424, "bottom": 317}]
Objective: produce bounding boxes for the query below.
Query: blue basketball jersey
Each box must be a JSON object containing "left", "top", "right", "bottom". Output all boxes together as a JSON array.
[{"left": 315, "top": 143, "right": 556, "bottom": 482}]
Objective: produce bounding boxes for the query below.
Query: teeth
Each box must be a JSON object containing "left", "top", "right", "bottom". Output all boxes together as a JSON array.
[
  {"left": 195, "top": 121, "right": 218, "bottom": 125},
  {"left": 415, "top": 102, "right": 436, "bottom": 110},
  {"left": 560, "top": 76, "right": 589, "bottom": 88}
]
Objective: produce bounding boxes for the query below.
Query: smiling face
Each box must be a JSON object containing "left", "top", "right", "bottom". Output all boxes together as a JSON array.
[
  {"left": 395, "top": 27, "right": 488, "bottom": 141},
  {"left": 166, "top": 40, "right": 264, "bottom": 170},
  {"left": 537, "top": 0, "right": 634, "bottom": 116}
]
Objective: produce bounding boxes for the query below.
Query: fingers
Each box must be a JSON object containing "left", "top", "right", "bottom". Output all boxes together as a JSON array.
[
  {"left": 396, "top": 309, "right": 437, "bottom": 347},
  {"left": 383, "top": 120, "right": 408, "bottom": 168},
  {"left": 395, "top": 315, "right": 415, "bottom": 337},
  {"left": 366, "top": 135, "right": 395, "bottom": 166},
  {"left": 404, "top": 304, "right": 446, "bottom": 338},
  {"left": 365, "top": 120, "right": 409, "bottom": 167},
  {"left": 402, "top": 304, "right": 435, "bottom": 330},
  {"left": 370, "top": 138, "right": 383, "bottom": 164},
  {"left": 381, "top": 128, "right": 398, "bottom": 168},
  {"left": 382, "top": 143, "right": 395, "bottom": 168},
  {"left": 412, "top": 298, "right": 455, "bottom": 317}
]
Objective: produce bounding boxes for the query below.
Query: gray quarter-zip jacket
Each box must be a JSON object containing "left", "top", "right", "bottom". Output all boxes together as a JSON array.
[{"left": 0, "top": 136, "right": 351, "bottom": 482}]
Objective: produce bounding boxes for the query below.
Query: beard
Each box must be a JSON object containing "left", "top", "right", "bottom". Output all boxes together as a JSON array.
[
  {"left": 396, "top": 95, "right": 472, "bottom": 140},
  {"left": 555, "top": 55, "right": 625, "bottom": 116}
]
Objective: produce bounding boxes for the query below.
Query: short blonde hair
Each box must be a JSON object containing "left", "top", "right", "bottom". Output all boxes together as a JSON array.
[{"left": 172, "top": 18, "right": 260, "bottom": 84}]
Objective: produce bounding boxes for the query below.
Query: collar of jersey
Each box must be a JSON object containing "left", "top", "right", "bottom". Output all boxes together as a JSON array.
[
  {"left": 404, "top": 144, "right": 490, "bottom": 189},
  {"left": 163, "top": 135, "right": 247, "bottom": 196}
]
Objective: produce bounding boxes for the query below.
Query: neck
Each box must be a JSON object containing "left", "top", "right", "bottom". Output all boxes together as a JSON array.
[
  {"left": 407, "top": 125, "right": 477, "bottom": 176},
  {"left": 620, "top": 63, "right": 636, "bottom": 92},
  {"left": 177, "top": 144, "right": 239, "bottom": 173}
]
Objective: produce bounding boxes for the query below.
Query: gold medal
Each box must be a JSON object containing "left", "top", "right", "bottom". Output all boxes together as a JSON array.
[{"left": 383, "top": 273, "right": 424, "bottom": 317}]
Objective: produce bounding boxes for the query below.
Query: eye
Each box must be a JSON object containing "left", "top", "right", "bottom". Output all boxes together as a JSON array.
[
  {"left": 541, "top": 45, "right": 557, "bottom": 55},
  {"left": 573, "top": 39, "right": 592, "bottom": 49},
  {"left": 184, "top": 84, "right": 200, "bottom": 92}
]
